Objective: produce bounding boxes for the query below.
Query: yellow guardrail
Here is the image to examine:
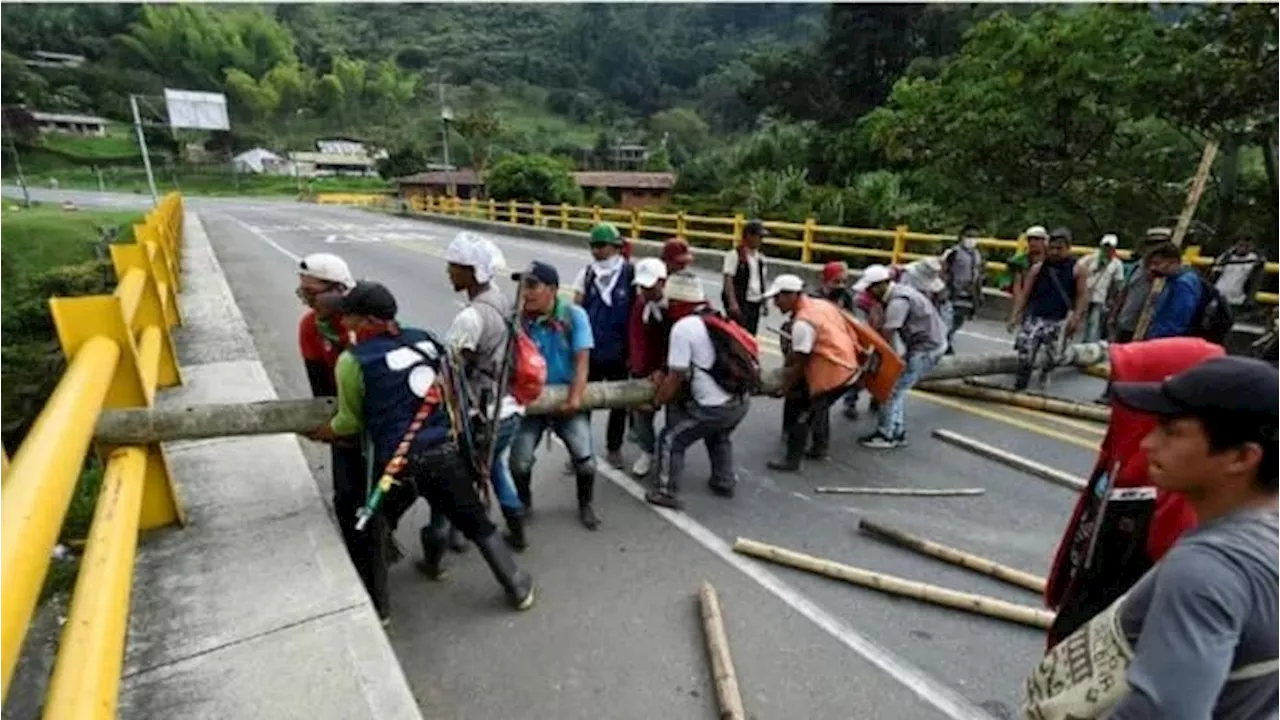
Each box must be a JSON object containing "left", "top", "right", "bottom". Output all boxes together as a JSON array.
[
  {"left": 314, "top": 192, "right": 395, "bottom": 206},
  {"left": 391, "top": 194, "right": 1278, "bottom": 305},
  {"left": 1, "top": 193, "right": 186, "bottom": 715}
]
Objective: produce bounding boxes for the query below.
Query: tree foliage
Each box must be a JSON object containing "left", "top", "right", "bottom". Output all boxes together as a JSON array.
[{"left": 485, "top": 154, "right": 582, "bottom": 205}]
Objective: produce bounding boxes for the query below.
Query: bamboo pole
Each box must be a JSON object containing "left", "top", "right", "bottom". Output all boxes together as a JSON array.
[
  {"left": 698, "top": 582, "right": 746, "bottom": 720},
  {"left": 813, "top": 487, "right": 985, "bottom": 497},
  {"left": 732, "top": 538, "right": 1054, "bottom": 629},
  {"left": 857, "top": 518, "right": 1046, "bottom": 594},
  {"left": 931, "top": 429, "right": 1086, "bottom": 492},
  {"left": 916, "top": 380, "right": 1110, "bottom": 423}
]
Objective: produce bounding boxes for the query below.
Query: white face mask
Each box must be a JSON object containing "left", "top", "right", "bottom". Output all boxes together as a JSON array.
[{"left": 962, "top": 237, "right": 978, "bottom": 249}]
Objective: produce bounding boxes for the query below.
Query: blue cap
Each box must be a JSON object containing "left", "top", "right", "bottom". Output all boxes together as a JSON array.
[{"left": 522, "top": 260, "right": 559, "bottom": 288}]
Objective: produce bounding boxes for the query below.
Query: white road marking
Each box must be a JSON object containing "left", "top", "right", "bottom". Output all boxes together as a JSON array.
[
  {"left": 542, "top": 435, "right": 991, "bottom": 719},
  {"left": 223, "top": 214, "right": 301, "bottom": 261}
]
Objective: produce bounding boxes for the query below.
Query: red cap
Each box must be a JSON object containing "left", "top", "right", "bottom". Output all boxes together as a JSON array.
[
  {"left": 822, "top": 261, "right": 848, "bottom": 283},
  {"left": 662, "top": 238, "right": 693, "bottom": 265}
]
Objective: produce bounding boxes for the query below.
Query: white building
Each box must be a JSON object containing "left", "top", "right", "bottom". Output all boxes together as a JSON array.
[
  {"left": 232, "top": 147, "right": 286, "bottom": 175},
  {"left": 30, "top": 111, "right": 108, "bottom": 137}
]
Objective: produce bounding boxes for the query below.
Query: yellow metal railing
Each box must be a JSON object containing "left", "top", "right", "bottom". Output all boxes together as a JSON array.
[
  {"left": 1, "top": 193, "right": 186, "bottom": 716},
  {"left": 382, "top": 193, "right": 1279, "bottom": 305}
]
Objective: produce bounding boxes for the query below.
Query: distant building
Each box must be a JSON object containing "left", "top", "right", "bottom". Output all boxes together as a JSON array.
[
  {"left": 609, "top": 143, "right": 649, "bottom": 170},
  {"left": 314, "top": 137, "right": 368, "bottom": 156},
  {"left": 394, "top": 169, "right": 676, "bottom": 210},
  {"left": 30, "top": 111, "right": 108, "bottom": 137},
  {"left": 24, "top": 51, "right": 86, "bottom": 69},
  {"left": 290, "top": 151, "right": 378, "bottom": 178},
  {"left": 232, "top": 148, "right": 286, "bottom": 175}
]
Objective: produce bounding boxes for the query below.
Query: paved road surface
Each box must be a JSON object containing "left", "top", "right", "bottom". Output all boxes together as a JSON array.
[{"left": 8, "top": 189, "right": 1114, "bottom": 720}]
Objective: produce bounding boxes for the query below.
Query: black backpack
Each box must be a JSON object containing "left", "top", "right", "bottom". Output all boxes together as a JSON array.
[
  {"left": 1188, "top": 274, "right": 1234, "bottom": 344},
  {"left": 694, "top": 308, "right": 762, "bottom": 396}
]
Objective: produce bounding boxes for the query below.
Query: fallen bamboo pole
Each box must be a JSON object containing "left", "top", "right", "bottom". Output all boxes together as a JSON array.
[
  {"left": 95, "top": 343, "right": 1114, "bottom": 444},
  {"left": 917, "top": 380, "right": 1111, "bottom": 423},
  {"left": 931, "top": 429, "right": 1086, "bottom": 492},
  {"left": 698, "top": 582, "right": 746, "bottom": 720},
  {"left": 857, "top": 518, "right": 1046, "bottom": 594},
  {"left": 732, "top": 538, "right": 1054, "bottom": 630},
  {"left": 813, "top": 487, "right": 985, "bottom": 497}
]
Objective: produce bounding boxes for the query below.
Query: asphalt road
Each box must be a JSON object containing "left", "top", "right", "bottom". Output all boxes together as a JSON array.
[{"left": 9, "top": 188, "right": 1113, "bottom": 720}]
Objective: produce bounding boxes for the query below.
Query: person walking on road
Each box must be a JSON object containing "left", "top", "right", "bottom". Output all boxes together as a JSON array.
[
  {"left": 1025, "top": 356, "right": 1278, "bottom": 720},
  {"left": 1075, "top": 234, "right": 1125, "bottom": 343},
  {"left": 305, "top": 281, "right": 535, "bottom": 612},
  {"left": 1007, "top": 228, "right": 1087, "bottom": 391},
  {"left": 1211, "top": 237, "right": 1265, "bottom": 322},
  {"left": 627, "top": 257, "right": 670, "bottom": 478},
  {"left": 1142, "top": 242, "right": 1204, "bottom": 340},
  {"left": 1043, "top": 337, "right": 1225, "bottom": 649},
  {"left": 859, "top": 264, "right": 947, "bottom": 449},
  {"left": 1004, "top": 225, "right": 1048, "bottom": 302},
  {"left": 573, "top": 223, "right": 634, "bottom": 466},
  {"left": 442, "top": 232, "right": 529, "bottom": 550},
  {"left": 1110, "top": 227, "right": 1173, "bottom": 342},
  {"left": 767, "top": 274, "right": 863, "bottom": 471},
  {"left": 940, "top": 224, "right": 986, "bottom": 353},
  {"left": 511, "top": 261, "right": 601, "bottom": 530},
  {"left": 721, "top": 218, "right": 769, "bottom": 334},
  {"left": 645, "top": 274, "right": 753, "bottom": 508}
]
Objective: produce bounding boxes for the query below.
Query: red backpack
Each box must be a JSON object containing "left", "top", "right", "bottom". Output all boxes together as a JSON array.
[
  {"left": 696, "top": 308, "right": 762, "bottom": 395},
  {"left": 508, "top": 329, "right": 548, "bottom": 406}
]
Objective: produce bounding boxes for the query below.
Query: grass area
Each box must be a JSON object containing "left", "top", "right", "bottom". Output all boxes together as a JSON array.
[
  {"left": 38, "top": 131, "right": 140, "bottom": 159},
  {"left": 0, "top": 204, "right": 138, "bottom": 308}
]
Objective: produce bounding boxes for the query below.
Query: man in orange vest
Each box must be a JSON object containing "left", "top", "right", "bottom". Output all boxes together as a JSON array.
[{"left": 765, "top": 274, "right": 863, "bottom": 472}]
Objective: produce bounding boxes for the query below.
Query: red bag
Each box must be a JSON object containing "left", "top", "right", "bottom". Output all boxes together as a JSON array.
[
  {"left": 698, "top": 309, "right": 761, "bottom": 395},
  {"left": 508, "top": 330, "right": 548, "bottom": 406}
]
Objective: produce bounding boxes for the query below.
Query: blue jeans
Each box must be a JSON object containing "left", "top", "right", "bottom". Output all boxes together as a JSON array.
[
  {"left": 1083, "top": 302, "right": 1106, "bottom": 344},
  {"left": 509, "top": 411, "right": 595, "bottom": 479},
  {"left": 629, "top": 408, "right": 660, "bottom": 455},
  {"left": 490, "top": 414, "right": 522, "bottom": 512},
  {"left": 877, "top": 348, "right": 945, "bottom": 438}
]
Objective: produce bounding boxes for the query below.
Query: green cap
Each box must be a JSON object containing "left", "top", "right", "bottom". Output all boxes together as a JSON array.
[{"left": 589, "top": 223, "right": 623, "bottom": 246}]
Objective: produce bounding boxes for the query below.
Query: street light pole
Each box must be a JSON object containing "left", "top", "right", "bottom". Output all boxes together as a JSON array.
[
  {"left": 130, "top": 94, "right": 160, "bottom": 205},
  {"left": 2, "top": 116, "right": 31, "bottom": 207},
  {"left": 437, "top": 71, "right": 455, "bottom": 196}
]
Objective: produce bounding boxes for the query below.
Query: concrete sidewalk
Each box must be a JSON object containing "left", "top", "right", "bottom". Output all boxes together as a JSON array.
[{"left": 117, "top": 213, "right": 421, "bottom": 719}]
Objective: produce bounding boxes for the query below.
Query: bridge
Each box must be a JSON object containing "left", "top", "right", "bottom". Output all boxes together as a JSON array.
[{"left": 5, "top": 187, "right": 1148, "bottom": 719}]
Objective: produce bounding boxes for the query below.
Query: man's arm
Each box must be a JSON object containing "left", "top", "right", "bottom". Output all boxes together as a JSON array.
[
  {"left": 777, "top": 319, "right": 814, "bottom": 396},
  {"left": 1069, "top": 265, "right": 1090, "bottom": 332},
  {"left": 1148, "top": 274, "right": 1201, "bottom": 339},
  {"left": 721, "top": 250, "right": 741, "bottom": 316},
  {"left": 880, "top": 298, "right": 908, "bottom": 346},
  {"left": 564, "top": 349, "right": 590, "bottom": 411},
  {"left": 308, "top": 351, "right": 364, "bottom": 441},
  {"left": 1110, "top": 547, "right": 1249, "bottom": 720},
  {"left": 1008, "top": 263, "right": 1040, "bottom": 329}
]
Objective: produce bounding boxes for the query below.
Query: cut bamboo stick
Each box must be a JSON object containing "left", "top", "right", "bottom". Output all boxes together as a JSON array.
[
  {"left": 732, "top": 538, "right": 1054, "bottom": 630},
  {"left": 698, "top": 582, "right": 745, "bottom": 720},
  {"left": 931, "top": 429, "right": 1087, "bottom": 492},
  {"left": 917, "top": 380, "right": 1110, "bottom": 423},
  {"left": 857, "top": 518, "right": 1046, "bottom": 594},
  {"left": 813, "top": 487, "right": 985, "bottom": 497}
]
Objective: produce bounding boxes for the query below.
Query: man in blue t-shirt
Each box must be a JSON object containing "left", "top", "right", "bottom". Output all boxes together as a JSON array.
[
  {"left": 508, "top": 261, "right": 602, "bottom": 530},
  {"left": 1143, "top": 242, "right": 1203, "bottom": 340}
]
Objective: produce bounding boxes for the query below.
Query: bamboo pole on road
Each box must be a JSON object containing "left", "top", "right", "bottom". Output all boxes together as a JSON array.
[
  {"left": 698, "top": 583, "right": 746, "bottom": 720},
  {"left": 931, "top": 429, "right": 1087, "bottom": 492},
  {"left": 916, "top": 380, "right": 1111, "bottom": 423},
  {"left": 732, "top": 538, "right": 1054, "bottom": 630},
  {"left": 857, "top": 518, "right": 1046, "bottom": 594},
  {"left": 814, "top": 487, "right": 985, "bottom": 497}
]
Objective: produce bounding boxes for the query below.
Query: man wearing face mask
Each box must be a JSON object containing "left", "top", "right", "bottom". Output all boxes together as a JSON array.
[
  {"left": 940, "top": 224, "right": 986, "bottom": 354},
  {"left": 573, "top": 223, "right": 635, "bottom": 466}
]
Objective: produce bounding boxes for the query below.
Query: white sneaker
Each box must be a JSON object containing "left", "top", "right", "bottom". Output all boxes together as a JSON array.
[{"left": 631, "top": 453, "right": 653, "bottom": 477}]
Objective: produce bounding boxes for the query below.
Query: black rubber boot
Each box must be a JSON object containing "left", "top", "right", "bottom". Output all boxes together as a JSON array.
[
  {"left": 513, "top": 471, "right": 533, "bottom": 516},
  {"left": 475, "top": 531, "right": 535, "bottom": 610},
  {"left": 502, "top": 508, "right": 528, "bottom": 551},
  {"left": 575, "top": 470, "right": 601, "bottom": 530},
  {"left": 416, "top": 524, "right": 448, "bottom": 580},
  {"left": 768, "top": 430, "right": 804, "bottom": 472}
]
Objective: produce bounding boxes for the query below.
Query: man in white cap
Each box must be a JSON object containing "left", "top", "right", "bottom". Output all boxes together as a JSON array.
[
  {"left": 645, "top": 273, "right": 752, "bottom": 508},
  {"left": 1008, "top": 227, "right": 1087, "bottom": 390},
  {"left": 1075, "top": 233, "right": 1125, "bottom": 342},
  {"left": 765, "top": 274, "right": 863, "bottom": 470},
  {"left": 441, "top": 232, "right": 529, "bottom": 551},
  {"left": 626, "top": 258, "right": 670, "bottom": 477},
  {"left": 1006, "top": 225, "right": 1050, "bottom": 313},
  {"left": 859, "top": 264, "right": 947, "bottom": 449}
]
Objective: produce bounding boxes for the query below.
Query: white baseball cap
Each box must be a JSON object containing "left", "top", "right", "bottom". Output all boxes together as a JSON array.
[
  {"left": 762, "top": 274, "right": 805, "bottom": 299},
  {"left": 1099, "top": 234, "right": 1119, "bottom": 247},
  {"left": 299, "top": 253, "right": 355, "bottom": 289},
  {"left": 632, "top": 257, "right": 668, "bottom": 289},
  {"left": 1024, "top": 225, "right": 1049, "bottom": 239},
  {"left": 664, "top": 273, "right": 706, "bottom": 303},
  {"left": 854, "top": 264, "right": 893, "bottom": 292}
]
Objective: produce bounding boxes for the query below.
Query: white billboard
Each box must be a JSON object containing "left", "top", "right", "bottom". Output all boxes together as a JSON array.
[{"left": 164, "top": 89, "right": 230, "bottom": 131}]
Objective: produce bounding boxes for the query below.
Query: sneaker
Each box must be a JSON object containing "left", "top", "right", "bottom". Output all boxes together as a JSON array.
[
  {"left": 892, "top": 432, "right": 909, "bottom": 448},
  {"left": 605, "top": 450, "right": 625, "bottom": 468},
  {"left": 631, "top": 452, "right": 653, "bottom": 477},
  {"left": 859, "top": 431, "right": 897, "bottom": 449}
]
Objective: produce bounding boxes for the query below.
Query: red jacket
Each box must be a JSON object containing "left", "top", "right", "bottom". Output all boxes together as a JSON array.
[
  {"left": 627, "top": 296, "right": 669, "bottom": 378},
  {"left": 1044, "top": 337, "right": 1224, "bottom": 609}
]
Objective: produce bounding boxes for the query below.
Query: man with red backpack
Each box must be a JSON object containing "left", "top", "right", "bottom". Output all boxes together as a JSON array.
[{"left": 645, "top": 274, "right": 756, "bottom": 510}]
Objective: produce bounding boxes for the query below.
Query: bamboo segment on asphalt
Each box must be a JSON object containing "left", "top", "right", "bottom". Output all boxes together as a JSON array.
[
  {"left": 931, "top": 429, "right": 1087, "bottom": 492},
  {"left": 813, "top": 487, "right": 985, "bottom": 497},
  {"left": 916, "top": 380, "right": 1111, "bottom": 423},
  {"left": 732, "top": 538, "right": 1054, "bottom": 630},
  {"left": 698, "top": 582, "right": 745, "bottom": 720},
  {"left": 857, "top": 518, "right": 1046, "bottom": 594}
]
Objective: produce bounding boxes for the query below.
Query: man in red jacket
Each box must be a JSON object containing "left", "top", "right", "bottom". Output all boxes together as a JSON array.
[
  {"left": 1043, "top": 336, "right": 1225, "bottom": 648},
  {"left": 627, "top": 258, "right": 670, "bottom": 477}
]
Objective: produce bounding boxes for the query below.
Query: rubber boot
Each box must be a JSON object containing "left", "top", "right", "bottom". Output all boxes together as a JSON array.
[
  {"left": 475, "top": 531, "right": 535, "bottom": 610},
  {"left": 416, "top": 524, "right": 448, "bottom": 580},
  {"left": 502, "top": 507, "right": 528, "bottom": 551},
  {"left": 768, "top": 428, "right": 804, "bottom": 472},
  {"left": 575, "top": 470, "right": 601, "bottom": 530},
  {"left": 513, "top": 471, "right": 533, "bottom": 516},
  {"left": 448, "top": 526, "right": 468, "bottom": 553}
]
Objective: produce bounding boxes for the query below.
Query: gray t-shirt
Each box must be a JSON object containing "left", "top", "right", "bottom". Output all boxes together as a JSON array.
[
  {"left": 1111, "top": 506, "right": 1279, "bottom": 719},
  {"left": 943, "top": 246, "right": 983, "bottom": 304},
  {"left": 1116, "top": 270, "right": 1152, "bottom": 332},
  {"left": 882, "top": 283, "right": 947, "bottom": 355}
]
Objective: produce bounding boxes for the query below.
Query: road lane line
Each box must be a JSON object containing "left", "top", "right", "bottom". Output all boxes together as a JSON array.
[{"left": 222, "top": 213, "right": 302, "bottom": 261}]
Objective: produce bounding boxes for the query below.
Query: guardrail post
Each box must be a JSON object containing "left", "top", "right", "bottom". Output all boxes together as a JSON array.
[
  {"left": 733, "top": 213, "right": 744, "bottom": 243},
  {"left": 592, "top": 206, "right": 603, "bottom": 224},
  {"left": 801, "top": 218, "right": 816, "bottom": 264},
  {"left": 630, "top": 209, "right": 640, "bottom": 240},
  {"left": 509, "top": 199, "right": 518, "bottom": 225},
  {"left": 488, "top": 198, "right": 497, "bottom": 221},
  {"left": 892, "top": 225, "right": 908, "bottom": 266},
  {"left": 534, "top": 201, "right": 543, "bottom": 227},
  {"left": 560, "top": 203, "right": 570, "bottom": 229},
  {"left": 676, "top": 211, "right": 686, "bottom": 238},
  {"left": 1183, "top": 245, "right": 1201, "bottom": 265},
  {"left": 468, "top": 196, "right": 477, "bottom": 218}
]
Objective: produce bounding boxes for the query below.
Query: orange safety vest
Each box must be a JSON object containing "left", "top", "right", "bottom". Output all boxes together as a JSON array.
[{"left": 792, "top": 296, "right": 862, "bottom": 395}]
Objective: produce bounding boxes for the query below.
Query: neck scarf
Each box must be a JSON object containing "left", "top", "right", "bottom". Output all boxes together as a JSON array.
[{"left": 589, "top": 255, "right": 625, "bottom": 306}]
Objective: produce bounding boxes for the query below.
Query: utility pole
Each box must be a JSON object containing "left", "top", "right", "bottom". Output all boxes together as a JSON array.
[
  {"left": 436, "top": 70, "right": 455, "bottom": 196},
  {"left": 2, "top": 116, "right": 31, "bottom": 207},
  {"left": 130, "top": 94, "right": 160, "bottom": 206}
]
